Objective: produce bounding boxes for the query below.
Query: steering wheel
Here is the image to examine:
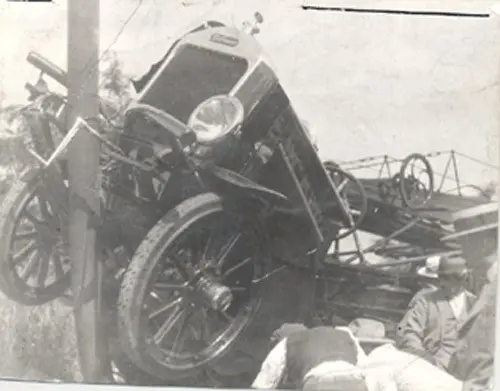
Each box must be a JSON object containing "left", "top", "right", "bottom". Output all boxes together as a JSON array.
[
  {"left": 324, "top": 161, "right": 368, "bottom": 240},
  {"left": 398, "top": 153, "right": 434, "bottom": 209}
]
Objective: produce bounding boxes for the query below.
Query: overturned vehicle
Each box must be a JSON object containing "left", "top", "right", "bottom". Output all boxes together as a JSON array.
[{"left": 0, "top": 11, "right": 491, "bottom": 387}]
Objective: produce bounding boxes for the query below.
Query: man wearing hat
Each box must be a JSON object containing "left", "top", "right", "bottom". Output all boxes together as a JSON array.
[
  {"left": 395, "top": 255, "right": 476, "bottom": 371},
  {"left": 443, "top": 202, "right": 498, "bottom": 391}
]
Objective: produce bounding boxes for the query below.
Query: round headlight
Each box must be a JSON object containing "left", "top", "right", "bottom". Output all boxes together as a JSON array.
[{"left": 187, "top": 95, "right": 244, "bottom": 144}]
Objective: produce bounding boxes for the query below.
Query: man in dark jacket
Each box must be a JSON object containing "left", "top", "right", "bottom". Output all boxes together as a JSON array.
[
  {"left": 358, "top": 203, "right": 497, "bottom": 391},
  {"left": 395, "top": 256, "right": 476, "bottom": 371},
  {"left": 442, "top": 202, "right": 498, "bottom": 391}
]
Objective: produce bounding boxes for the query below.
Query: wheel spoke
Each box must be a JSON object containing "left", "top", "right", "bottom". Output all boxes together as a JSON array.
[
  {"left": 23, "top": 210, "right": 44, "bottom": 227},
  {"left": 170, "top": 309, "right": 194, "bottom": 354},
  {"left": 19, "top": 252, "right": 40, "bottom": 281},
  {"left": 36, "top": 251, "right": 50, "bottom": 287},
  {"left": 201, "top": 233, "right": 214, "bottom": 262},
  {"left": 12, "top": 240, "right": 37, "bottom": 265},
  {"left": 223, "top": 257, "right": 252, "bottom": 278},
  {"left": 216, "top": 233, "right": 242, "bottom": 269},
  {"left": 338, "top": 178, "right": 349, "bottom": 192},
  {"left": 52, "top": 251, "right": 65, "bottom": 280},
  {"left": 148, "top": 296, "right": 183, "bottom": 320},
  {"left": 199, "top": 307, "right": 213, "bottom": 342},
  {"left": 410, "top": 161, "right": 418, "bottom": 177},
  {"left": 228, "top": 286, "right": 247, "bottom": 292},
  {"left": 13, "top": 229, "right": 37, "bottom": 241},
  {"left": 154, "top": 282, "right": 189, "bottom": 291},
  {"left": 153, "top": 305, "right": 185, "bottom": 345},
  {"left": 149, "top": 291, "right": 162, "bottom": 302},
  {"left": 37, "top": 195, "right": 54, "bottom": 224}
]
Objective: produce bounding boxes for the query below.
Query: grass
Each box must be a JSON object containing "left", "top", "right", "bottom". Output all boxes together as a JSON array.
[
  {"left": 0, "top": 171, "right": 81, "bottom": 382},
  {"left": 0, "top": 178, "right": 81, "bottom": 381},
  {"left": 0, "top": 295, "right": 81, "bottom": 381},
  {"left": 0, "top": 123, "right": 81, "bottom": 381}
]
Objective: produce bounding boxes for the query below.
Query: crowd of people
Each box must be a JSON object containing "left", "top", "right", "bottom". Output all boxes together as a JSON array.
[{"left": 250, "top": 202, "right": 497, "bottom": 391}]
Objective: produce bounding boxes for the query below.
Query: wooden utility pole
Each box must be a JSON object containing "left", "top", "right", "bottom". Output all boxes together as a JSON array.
[
  {"left": 491, "top": 6, "right": 500, "bottom": 391},
  {"left": 67, "top": 0, "right": 109, "bottom": 382}
]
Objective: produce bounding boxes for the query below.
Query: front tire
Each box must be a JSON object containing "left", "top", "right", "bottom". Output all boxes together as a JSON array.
[{"left": 117, "top": 192, "right": 315, "bottom": 384}]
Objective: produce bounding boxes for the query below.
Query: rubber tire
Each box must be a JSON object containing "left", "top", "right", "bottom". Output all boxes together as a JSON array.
[
  {"left": 0, "top": 175, "right": 71, "bottom": 306},
  {"left": 117, "top": 192, "right": 315, "bottom": 384}
]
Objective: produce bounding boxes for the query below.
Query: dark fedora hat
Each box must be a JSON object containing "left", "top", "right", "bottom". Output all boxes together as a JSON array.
[
  {"left": 441, "top": 202, "right": 498, "bottom": 242},
  {"left": 417, "top": 255, "right": 469, "bottom": 279}
]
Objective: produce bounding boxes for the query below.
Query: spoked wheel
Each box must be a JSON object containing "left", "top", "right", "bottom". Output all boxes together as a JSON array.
[
  {"left": 117, "top": 192, "right": 315, "bottom": 384},
  {"left": 398, "top": 153, "right": 434, "bottom": 209},
  {"left": 324, "top": 161, "right": 368, "bottom": 239},
  {"left": 0, "top": 173, "right": 71, "bottom": 305},
  {"left": 117, "top": 192, "right": 264, "bottom": 382}
]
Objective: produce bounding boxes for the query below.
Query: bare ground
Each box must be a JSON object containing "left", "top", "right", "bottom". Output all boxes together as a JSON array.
[{"left": 0, "top": 295, "right": 81, "bottom": 381}]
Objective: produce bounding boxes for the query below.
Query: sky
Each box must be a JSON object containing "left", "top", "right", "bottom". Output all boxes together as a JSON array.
[{"left": 0, "top": 0, "right": 499, "bottom": 258}]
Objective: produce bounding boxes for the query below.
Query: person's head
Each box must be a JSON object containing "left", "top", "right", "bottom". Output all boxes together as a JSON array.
[
  {"left": 436, "top": 256, "right": 469, "bottom": 297},
  {"left": 442, "top": 202, "right": 498, "bottom": 272}
]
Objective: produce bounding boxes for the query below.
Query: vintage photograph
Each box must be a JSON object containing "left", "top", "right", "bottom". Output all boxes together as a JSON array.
[{"left": 0, "top": 0, "right": 498, "bottom": 389}]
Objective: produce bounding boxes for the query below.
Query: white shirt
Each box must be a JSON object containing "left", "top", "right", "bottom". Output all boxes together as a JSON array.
[
  {"left": 251, "top": 338, "right": 287, "bottom": 389},
  {"left": 448, "top": 290, "right": 467, "bottom": 320},
  {"left": 250, "top": 326, "right": 367, "bottom": 389},
  {"left": 361, "top": 343, "right": 463, "bottom": 391}
]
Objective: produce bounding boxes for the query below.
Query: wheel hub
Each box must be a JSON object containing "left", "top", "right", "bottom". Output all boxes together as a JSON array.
[{"left": 194, "top": 274, "right": 233, "bottom": 312}]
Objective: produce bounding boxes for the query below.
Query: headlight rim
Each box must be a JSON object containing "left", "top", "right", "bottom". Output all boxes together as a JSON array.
[{"left": 187, "top": 94, "right": 244, "bottom": 145}]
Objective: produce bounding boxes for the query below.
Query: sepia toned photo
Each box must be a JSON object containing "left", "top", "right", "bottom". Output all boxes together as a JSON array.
[{"left": 0, "top": 0, "right": 498, "bottom": 390}]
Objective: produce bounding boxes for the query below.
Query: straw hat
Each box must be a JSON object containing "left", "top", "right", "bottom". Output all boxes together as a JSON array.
[
  {"left": 347, "top": 318, "right": 392, "bottom": 346},
  {"left": 417, "top": 255, "right": 469, "bottom": 279},
  {"left": 441, "top": 202, "right": 498, "bottom": 242},
  {"left": 270, "top": 323, "right": 308, "bottom": 344}
]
